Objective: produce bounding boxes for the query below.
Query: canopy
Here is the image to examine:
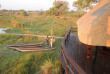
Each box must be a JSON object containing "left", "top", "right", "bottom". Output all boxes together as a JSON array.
[{"left": 77, "top": 0, "right": 110, "bottom": 47}]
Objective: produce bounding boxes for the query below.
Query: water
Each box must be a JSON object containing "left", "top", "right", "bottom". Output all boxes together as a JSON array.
[
  {"left": 0, "top": 28, "right": 9, "bottom": 34},
  {"left": 25, "top": 28, "right": 31, "bottom": 29},
  {"left": 0, "top": 28, "right": 63, "bottom": 38}
]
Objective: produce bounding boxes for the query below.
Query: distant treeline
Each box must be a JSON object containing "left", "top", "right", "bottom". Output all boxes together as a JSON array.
[{"left": 0, "top": 0, "right": 100, "bottom": 17}]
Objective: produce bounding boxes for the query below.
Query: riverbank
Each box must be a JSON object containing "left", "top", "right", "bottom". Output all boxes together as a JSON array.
[
  {"left": 0, "top": 28, "right": 63, "bottom": 39},
  {"left": 0, "top": 28, "right": 11, "bottom": 34}
]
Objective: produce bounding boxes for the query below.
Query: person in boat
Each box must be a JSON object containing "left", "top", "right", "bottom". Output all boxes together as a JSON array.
[{"left": 50, "top": 37, "right": 55, "bottom": 48}]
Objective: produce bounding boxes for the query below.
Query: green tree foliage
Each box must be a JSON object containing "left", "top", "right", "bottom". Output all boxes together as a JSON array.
[
  {"left": 45, "top": 0, "right": 69, "bottom": 16},
  {"left": 37, "top": 9, "right": 44, "bottom": 15},
  {"left": 18, "top": 9, "right": 28, "bottom": 16},
  {"left": 73, "top": 0, "right": 100, "bottom": 12},
  {"left": 1, "top": 9, "right": 8, "bottom": 12},
  {"left": 49, "top": 7, "right": 59, "bottom": 16}
]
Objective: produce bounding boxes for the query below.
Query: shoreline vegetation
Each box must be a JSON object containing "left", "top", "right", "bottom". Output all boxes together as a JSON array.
[
  {"left": 0, "top": 9, "right": 82, "bottom": 74},
  {"left": 0, "top": 15, "right": 78, "bottom": 36}
]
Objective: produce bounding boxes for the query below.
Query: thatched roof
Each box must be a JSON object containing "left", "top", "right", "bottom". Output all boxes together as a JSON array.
[{"left": 77, "top": 0, "right": 110, "bottom": 47}]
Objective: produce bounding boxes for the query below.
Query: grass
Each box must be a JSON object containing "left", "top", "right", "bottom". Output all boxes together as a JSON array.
[
  {"left": 0, "top": 12, "right": 79, "bottom": 74},
  {"left": 5, "top": 17, "right": 77, "bottom": 36},
  {"left": 0, "top": 34, "right": 62, "bottom": 74},
  {"left": 0, "top": 12, "right": 78, "bottom": 36},
  {"left": 41, "top": 59, "right": 54, "bottom": 74}
]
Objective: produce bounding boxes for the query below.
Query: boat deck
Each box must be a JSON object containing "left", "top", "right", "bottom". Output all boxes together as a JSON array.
[{"left": 59, "top": 34, "right": 110, "bottom": 74}]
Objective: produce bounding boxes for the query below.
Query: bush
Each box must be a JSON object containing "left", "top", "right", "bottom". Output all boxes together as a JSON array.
[
  {"left": 41, "top": 59, "right": 54, "bottom": 74},
  {"left": 18, "top": 9, "right": 28, "bottom": 16}
]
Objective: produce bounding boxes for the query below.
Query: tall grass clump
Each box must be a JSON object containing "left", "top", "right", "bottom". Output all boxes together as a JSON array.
[
  {"left": 12, "top": 54, "right": 36, "bottom": 74},
  {"left": 41, "top": 58, "right": 60, "bottom": 74},
  {"left": 11, "top": 19, "right": 24, "bottom": 28},
  {"left": 41, "top": 59, "right": 54, "bottom": 74}
]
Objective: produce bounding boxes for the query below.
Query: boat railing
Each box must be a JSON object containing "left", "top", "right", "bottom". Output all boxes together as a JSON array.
[{"left": 61, "top": 27, "right": 86, "bottom": 74}]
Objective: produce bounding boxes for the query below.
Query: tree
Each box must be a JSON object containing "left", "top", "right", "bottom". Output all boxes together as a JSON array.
[
  {"left": 45, "top": 0, "right": 69, "bottom": 16},
  {"left": 73, "top": 0, "right": 100, "bottom": 12},
  {"left": 1, "top": 9, "right": 8, "bottom": 12},
  {"left": 38, "top": 9, "right": 44, "bottom": 15},
  {"left": 49, "top": 7, "right": 59, "bottom": 16},
  {"left": 18, "top": 9, "right": 28, "bottom": 16},
  {"left": 53, "top": 0, "right": 69, "bottom": 15}
]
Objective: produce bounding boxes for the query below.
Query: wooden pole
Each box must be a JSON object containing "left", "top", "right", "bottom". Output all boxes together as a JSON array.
[{"left": 92, "top": 46, "right": 98, "bottom": 74}]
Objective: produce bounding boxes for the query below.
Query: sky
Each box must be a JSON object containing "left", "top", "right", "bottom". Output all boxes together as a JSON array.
[{"left": 0, "top": 0, "right": 76, "bottom": 11}]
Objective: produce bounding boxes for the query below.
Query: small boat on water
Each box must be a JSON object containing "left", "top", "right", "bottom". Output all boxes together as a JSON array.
[{"left": 9, "top": 43, "right": 55, "bottom": 52}]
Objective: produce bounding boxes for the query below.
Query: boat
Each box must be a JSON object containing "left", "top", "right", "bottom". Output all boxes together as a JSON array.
[{"left": 9, "top": 43, "right": 55, "bottom": 52}]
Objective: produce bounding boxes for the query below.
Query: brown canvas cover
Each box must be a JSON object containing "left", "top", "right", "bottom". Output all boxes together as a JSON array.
[{"left": 77, "top": 0, "right": 110, "bottom": 47}]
